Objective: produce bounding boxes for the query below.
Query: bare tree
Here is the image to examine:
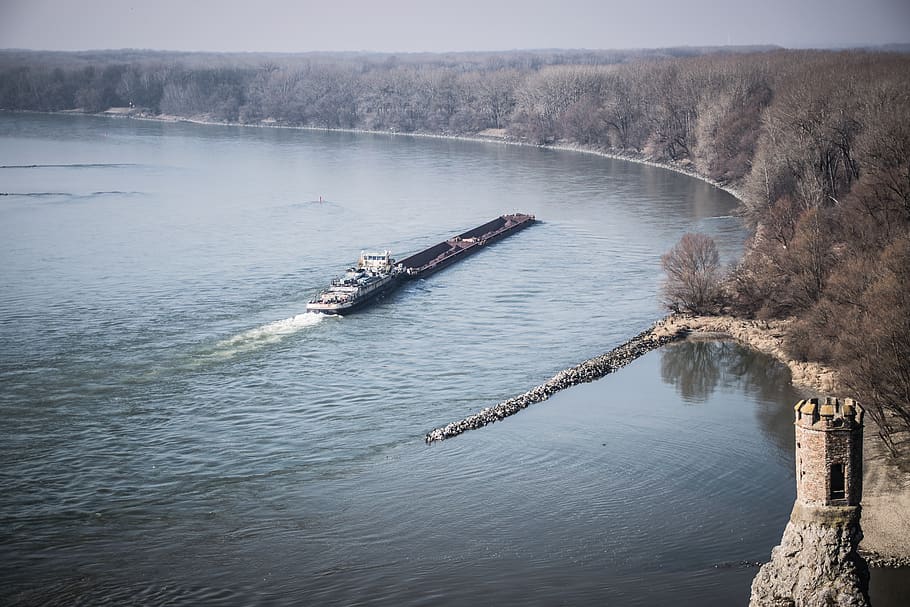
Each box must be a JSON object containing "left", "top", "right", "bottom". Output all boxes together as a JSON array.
[
  {"left": 836, "top": 233, "right": 910, "bottom": 450},
  {"left": 661, "top": 233, "right": 723, "bottom": 314}
]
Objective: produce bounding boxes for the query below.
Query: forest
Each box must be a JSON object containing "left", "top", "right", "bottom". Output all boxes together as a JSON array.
[{"left": 1, "top": 47, "right": 908, "bottom": 445}]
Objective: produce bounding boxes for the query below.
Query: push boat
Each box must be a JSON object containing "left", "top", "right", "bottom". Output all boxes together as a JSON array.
[
  {"left": 305, "top": 250, "right": 403, "bottom": 314},
  {"left": 306, "top": 213, "right": 536, "bottom": 315}
]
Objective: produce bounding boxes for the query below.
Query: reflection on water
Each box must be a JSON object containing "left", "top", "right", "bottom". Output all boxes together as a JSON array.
[
  {"left": 661, "top": 340, "right": 798, "bottom": 405},
  {"left": 661, "top": 340, "right": 800, "bottom": 456},
  {"left": 660, "top": 341, "right": 909, "bottom": 605},
  {"left": 660, "top": 339, "right": 725, "bottom": 402}
]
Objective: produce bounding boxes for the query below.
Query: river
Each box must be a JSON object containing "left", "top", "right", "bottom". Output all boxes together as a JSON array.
[{"left": 0, "top": 113, "right": 902, "bottom": 605}]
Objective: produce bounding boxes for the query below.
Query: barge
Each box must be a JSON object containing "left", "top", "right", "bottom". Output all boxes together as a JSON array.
[
  {"left": 306, "top": 213, "right": 535, "bottom": 314},
  {"left": 397, "top": 213, "right": 536, "bottom": 278}
]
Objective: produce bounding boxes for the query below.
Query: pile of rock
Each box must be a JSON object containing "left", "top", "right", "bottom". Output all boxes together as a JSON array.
[
  {"left": 859, "top": 550, "right": 910, "bottom": 568},
  {"left": 425, "top": 325, "right": 685, "bottom": 443}
]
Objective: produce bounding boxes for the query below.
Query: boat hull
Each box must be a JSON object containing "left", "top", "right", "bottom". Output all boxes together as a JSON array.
[{"left": 306, "top": 274, "right": 403, "bottom": 314}]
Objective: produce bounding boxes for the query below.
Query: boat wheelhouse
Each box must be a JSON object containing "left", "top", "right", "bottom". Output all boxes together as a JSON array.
[{"left": 305, "top": 250, "right": 402, "bottom": 314}]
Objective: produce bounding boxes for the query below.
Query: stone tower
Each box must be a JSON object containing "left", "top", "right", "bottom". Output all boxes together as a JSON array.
[
  {"left": 794, "top": 397, "right": 864, "bottom": 508},
  {"left": 750, "top": 397, "right": 869, "bottom": 607}
]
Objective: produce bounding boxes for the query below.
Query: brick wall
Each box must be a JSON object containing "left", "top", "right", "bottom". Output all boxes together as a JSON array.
[{"left": 794, "top": 398, "right": 863, "bottom": 507}]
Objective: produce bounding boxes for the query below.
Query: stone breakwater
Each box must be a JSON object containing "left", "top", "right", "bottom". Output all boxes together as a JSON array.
[{"left": 425, "top": 325, "right": 685, "bottom": 443}]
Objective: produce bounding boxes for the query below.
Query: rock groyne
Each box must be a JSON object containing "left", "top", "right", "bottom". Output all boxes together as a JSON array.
[{"left": 424, "top": 325, "right": 686, "bottom": 443}]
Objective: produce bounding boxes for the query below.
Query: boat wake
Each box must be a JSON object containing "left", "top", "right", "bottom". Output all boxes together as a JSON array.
[
  {"left": 207, "top": 312, "right": 330, "bottom": 359},
  {"left": 0, "top": 163, "right": 138, "bottom": 169},
  {"left": 0, "top": 191, "right": 144, "bottom": 200}
]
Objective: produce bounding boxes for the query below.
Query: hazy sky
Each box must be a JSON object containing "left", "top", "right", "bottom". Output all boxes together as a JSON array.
[{"left": 1, "top": 0, "right": 909, "bottom": 53}]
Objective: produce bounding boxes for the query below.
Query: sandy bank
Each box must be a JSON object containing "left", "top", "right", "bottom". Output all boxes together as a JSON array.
[
  {"left": 652, "top": 314, "right": 910, "bottom": 565},
  {"left": 649, "top": 315, "right": 837, "bottom": 394}
]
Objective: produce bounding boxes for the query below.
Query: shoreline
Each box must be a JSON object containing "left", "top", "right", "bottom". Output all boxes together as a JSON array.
[
  {"left": 25, "top": 108, "right": 744, "bottom": 203},
  {"left": 652, "top": 314, "right": 910, "bottom": 568},
  {"left": 424, "top": 314, "right": 835, "bottom": 439},
  {"left": 648, "top": 315, "right": 838, "bottom": 394},
  {"left": 14, "top": 109, "right": 906, "bottom": 565}
]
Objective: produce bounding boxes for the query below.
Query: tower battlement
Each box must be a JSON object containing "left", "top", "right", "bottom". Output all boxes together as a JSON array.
[
  {"left": 794, "top": 397, "right": 864, "bottom": 507},
  {"left": 794, "top": 396, "right": 864, "bottom": 429}
]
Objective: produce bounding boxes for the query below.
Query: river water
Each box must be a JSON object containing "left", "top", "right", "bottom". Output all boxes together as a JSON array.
[{"left": 0, "top": 113, "right": 903, "bottom": 605}]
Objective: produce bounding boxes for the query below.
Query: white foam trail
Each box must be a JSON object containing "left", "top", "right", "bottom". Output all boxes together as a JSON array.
[{"left": 211, "top": 312, "right": 328, "bottom": 358}]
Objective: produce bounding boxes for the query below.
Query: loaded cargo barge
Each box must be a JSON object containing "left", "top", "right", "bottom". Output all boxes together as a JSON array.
[
  {"left": 306, "top": 213, "right": 536, "bottom": 314},
  {"left": 398, "top": 213, "right": 536, "bottom": 278}
]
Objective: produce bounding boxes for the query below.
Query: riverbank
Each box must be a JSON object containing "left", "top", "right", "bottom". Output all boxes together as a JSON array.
[
  {"left": 424, "top": 314, "right": 828, "bottom": 442},
  {"left": 76, "top": 108, "right": 744, "bottom": 203},
  {"left": 648, "top": 315, "right": 837, "bottom": 394},
  {"left": 653, "top": 314, "right": 910, "bottom": 567}
]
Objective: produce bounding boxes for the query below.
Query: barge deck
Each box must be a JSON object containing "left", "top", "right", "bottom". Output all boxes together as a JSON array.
[{"left": 398, "top": 213, "right": 536, "bottom": 278}]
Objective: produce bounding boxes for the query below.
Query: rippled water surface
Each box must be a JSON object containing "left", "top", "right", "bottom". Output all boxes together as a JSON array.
[{"left": 1, "top": 114, "right": 901, "bottom": 605}]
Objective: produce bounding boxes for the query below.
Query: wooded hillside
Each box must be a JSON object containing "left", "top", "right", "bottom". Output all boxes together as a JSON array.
[{"left": 2, "top": 47, "right": 908, "bottom": 442}]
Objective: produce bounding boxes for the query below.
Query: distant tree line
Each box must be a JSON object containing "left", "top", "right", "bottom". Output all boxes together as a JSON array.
[{"left": 1, "top": 47, "right": 908, "bottom": 445}]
